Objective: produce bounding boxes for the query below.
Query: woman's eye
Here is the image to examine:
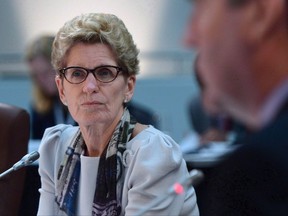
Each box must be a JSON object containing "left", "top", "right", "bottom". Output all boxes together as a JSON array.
[
  {"left": 97, "top": 68, "right": 112, "bottom": 77},
  {"left": 72, "top": 70, "right": 85, "bottom": 77}
]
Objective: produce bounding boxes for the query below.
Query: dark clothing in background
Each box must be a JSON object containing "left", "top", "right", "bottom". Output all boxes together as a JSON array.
[
  {"left": 199, "top": 100, "right": 288, "bottom": 215},
  {"left": 127, "top": 101, "right": 159, "bottom": 129},
  {"left": 188, "top": 95, "right": 247, "bottom": 144},
  {"left": 30, "top": 103, "right": 76, "bottom": 139},
  {"left": 31, "top": 101, "right": 159, "bottom": 140}
]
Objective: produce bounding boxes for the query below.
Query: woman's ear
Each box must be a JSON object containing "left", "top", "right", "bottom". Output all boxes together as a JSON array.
[
  {"left": 55, "top": 76, "right": 67, "bottom": 106},
  {"left": 125, "top": 75, "right": 136, "bottom": 102}
]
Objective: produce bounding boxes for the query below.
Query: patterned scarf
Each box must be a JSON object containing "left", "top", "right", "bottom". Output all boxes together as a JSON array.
[{"left": 55, "top": 108, "right": 136, "bottom": 216}]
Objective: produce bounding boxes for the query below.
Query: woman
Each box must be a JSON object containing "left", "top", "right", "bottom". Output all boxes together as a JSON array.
[
  {"left": 37, "top": 13, "right": 199, "bottom": 216},
  {"left": 25, "top": 35, "right": 75, "bottom": 139}
]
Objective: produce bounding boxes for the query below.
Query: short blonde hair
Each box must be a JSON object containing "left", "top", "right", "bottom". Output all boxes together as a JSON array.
[{"left": 52, "top": 13, "right": 139, "bottom": 75}]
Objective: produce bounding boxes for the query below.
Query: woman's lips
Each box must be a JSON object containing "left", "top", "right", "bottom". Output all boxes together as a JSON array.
[{"left": 82, "top": 101, "right": 102, "bottom": 106}]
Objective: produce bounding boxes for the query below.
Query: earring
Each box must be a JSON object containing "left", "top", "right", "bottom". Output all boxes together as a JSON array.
[{"left": 124, "top": 97, "right": 129, "bottom": 103}]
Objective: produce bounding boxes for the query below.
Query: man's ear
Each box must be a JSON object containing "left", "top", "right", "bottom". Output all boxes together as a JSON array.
[
  {"left": 242, "top": 0, "right": 285, "bottom": 43},
  {"left": 55, "top": 76, "right": 67, "bottom": 106}
]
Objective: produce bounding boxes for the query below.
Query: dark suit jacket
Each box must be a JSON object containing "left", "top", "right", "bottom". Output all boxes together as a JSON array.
[
  {"left": 31, "top": 101, "right": 159, "bottom": 140},
  {"left": 199, "top": 101, "right": 288, "bottom": 216},
  {"left": 127, "top": 101, "right": 159, "bottom": 128}
]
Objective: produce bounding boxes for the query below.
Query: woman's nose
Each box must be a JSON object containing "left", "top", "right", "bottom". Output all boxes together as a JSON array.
[{"left": 83, "top": 73, "right": 99, "bottom": 93}]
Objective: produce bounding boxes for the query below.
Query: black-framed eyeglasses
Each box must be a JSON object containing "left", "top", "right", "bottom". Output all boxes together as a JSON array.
[{"left": 59, "top": 65, "right": 123, "bottom": 84}]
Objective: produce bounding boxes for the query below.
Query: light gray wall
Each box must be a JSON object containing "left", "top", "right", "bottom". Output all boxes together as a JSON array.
[{"left": 0, "top": 0, "right": 193, "bottom": 60}]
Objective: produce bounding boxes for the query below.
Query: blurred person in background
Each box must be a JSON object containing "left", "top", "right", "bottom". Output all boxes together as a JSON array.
[
  {"left": 191, "top": 54, "right": 248, "bottom": 146},
  {"left": 189, "top": 55, "right": 230, "bottom": 144},
  {"left": 37, "top": 13, "right": 199, "bottom": 215},
  {"left": 25, "top": 35, "right": 75, "bottom": 139},
  {"left": 181, "top": 55, "right": 246, "bottom": 153},
  {"left": 184, "top": 0, "right": 288, "bottom": 215}
]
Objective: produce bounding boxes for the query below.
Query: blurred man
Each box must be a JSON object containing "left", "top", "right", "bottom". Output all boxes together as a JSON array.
[{"left": 184, "top": 0, "right": 288, "bottom": 215}]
